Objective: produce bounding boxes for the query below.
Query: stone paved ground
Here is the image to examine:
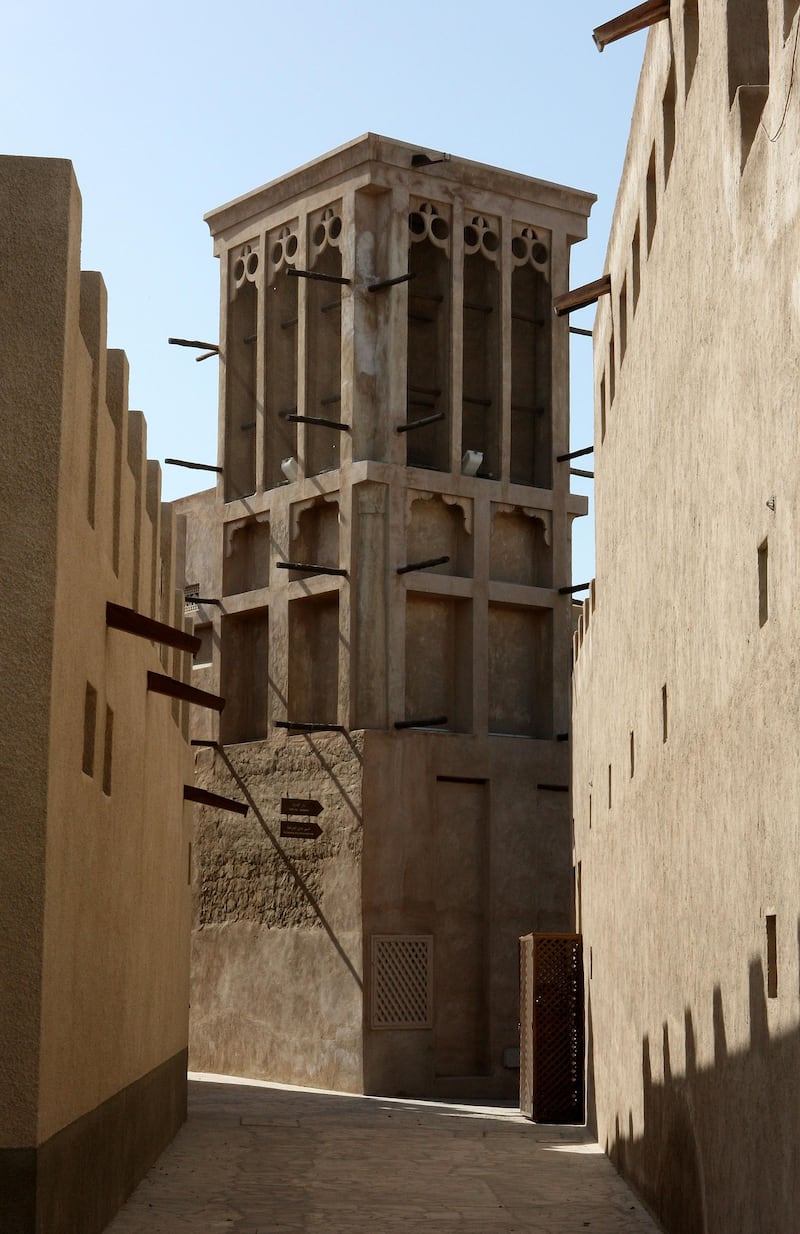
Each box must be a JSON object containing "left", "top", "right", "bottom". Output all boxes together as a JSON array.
[{"left": 105, "top": 1074, "right": 660, "bottom": 1234}]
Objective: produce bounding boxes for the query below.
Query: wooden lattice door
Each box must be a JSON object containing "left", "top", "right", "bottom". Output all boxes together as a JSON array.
[{"left": 521, "top": 932, "right": 584, "bottom": 1123}]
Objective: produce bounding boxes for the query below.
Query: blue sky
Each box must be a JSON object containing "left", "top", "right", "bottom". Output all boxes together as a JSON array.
[{"left": 3, "top": 2, "right": 646, "bottom": 583}]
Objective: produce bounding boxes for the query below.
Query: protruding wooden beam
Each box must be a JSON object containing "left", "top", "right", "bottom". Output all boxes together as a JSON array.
[
  {"left": 593, "top": 0, "right": 670, "bottom": 51},
  {"left": 538, "top": 783, "right": 570, "bottom": 792},
  {"left": 106, "top": 601, "right": 201, "bottom": 654},
  {"left": 168, "top": 337, "right": 219, "bottom": 352},
  {"left": 281, "top": 413, "right": 350, "bottom": 431},
  {"left": 557, "top": 446, "right": 594, "bottom": 462},
  {"left": 570, "top": 467, "right": 595, "bottom": 479},
  {"left": 553, "top": 275, "right": 611, "bottom": 317},
  {"left": 397, "top": 556, "right": 450, "bottom": 575},
  {"left": 164, "top": 458, "right": 224, "bottom": 474},
  {"left": 184, "top": 785, "right": 248, "bottom": 815},
  {"left": 287, "top": 268, "right": 350, "bottom": 286},
  {"left": 274, "top": 720, "right": 345, "bottom": 733},
  {"left": 396, "top": 412, "right": 446, "bottom": 434},
  {"left": 147, "top": 671, "right": 225, "bottom": 712},
  {"left": 368, "top": 272, "right": 415, "bottom": 292},
  {"left": 276, "top": 562, "right": 348, "bottom": 577},
  {"left": 559, "top": 582, "right": 592, "bottom": 595},
  {"left": 394, "top": 717, "right": 448, "bottom": 729}
]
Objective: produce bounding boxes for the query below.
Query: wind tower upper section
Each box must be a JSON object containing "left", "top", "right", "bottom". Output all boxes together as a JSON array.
[{"left": 205, "top": 133, "right": 595, "bottom": 504}]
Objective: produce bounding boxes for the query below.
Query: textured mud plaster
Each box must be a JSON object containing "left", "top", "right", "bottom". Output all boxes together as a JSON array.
[
  {"left": 573, "top": 8, "right": 800, "bottom": 1234},
  {"left": 0, "top": 156, "right": 192, "bottom": 1234},
  {"left": 189, "top": 733, "right": 365, "bottom": 1091}
]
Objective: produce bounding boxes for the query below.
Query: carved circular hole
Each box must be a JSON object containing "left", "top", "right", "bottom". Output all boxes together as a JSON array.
[
  {"left": 463, "top": 224, "right": 479, "bottom": 247},
  {"left": 430, "top": 216, "right": 449, "bottom": 241},
  {"left": 234, "top": 258, "right": 245, "bottom": 281},
  {"left": 482, "top": 230, "right": 499, "bottom": 253},
  {"left": 313, "top": 223, "right": 326, "bottom": 247},
  {"left": 408, "top": 211, "right": 425, "bottom": 235},
  {"left": 328, "top": 216, "right": 342, "bottom": 240},
  {"left": 271, "top": 243, "right": 282, "bottom": 265},
  {"left": 511, "top": 236, "right": 527, "bottom": 260},
  {"left": 286, "top": 235, "right": 298, "bottom": 258},
  {"left": 532, "top": 242, "right": 548, "bottom": 264},
  {"left": 246, "top": 252, "right": 259, "bottom": 276}
]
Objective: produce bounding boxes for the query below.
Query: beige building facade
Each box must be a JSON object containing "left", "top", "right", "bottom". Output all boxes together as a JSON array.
[
  {"left": 179, "top": 135, "right": 593, "bottom": 1098},
  {"left": 573, "top": 3, "right": 800, "bottom": 1231},
  {"left": 0, "top": 158, "right": 194, "bottom": 1234}
]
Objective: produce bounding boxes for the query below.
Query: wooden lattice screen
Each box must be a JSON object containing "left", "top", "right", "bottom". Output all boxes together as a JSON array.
[{"left": 520, "top": 932, "right": 584, "bottom": 1123}]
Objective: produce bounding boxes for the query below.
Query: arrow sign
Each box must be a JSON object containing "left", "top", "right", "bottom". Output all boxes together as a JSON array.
[
  {"left": 281, "top": 796, "right": 323, "bottom": 817},
  {"left": 280, "top": 818, "right": 322, "bottom": 840}
]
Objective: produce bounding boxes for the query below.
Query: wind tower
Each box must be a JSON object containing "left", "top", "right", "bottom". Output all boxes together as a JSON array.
[{"left": 178, "top": 134, "right": 593, "bottom": 1097}]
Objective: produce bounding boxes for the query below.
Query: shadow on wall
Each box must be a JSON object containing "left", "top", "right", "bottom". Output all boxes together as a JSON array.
[{"left": 589, "top": 929, "right": 800, "bottom": 1234}]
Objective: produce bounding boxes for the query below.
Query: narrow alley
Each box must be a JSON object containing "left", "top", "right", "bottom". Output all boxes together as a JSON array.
[{"left": 105, "top": 1075, "right": 659, "bottom": 1234}]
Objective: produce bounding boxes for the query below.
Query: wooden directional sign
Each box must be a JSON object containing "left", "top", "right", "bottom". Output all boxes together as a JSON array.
[
  {"left": 281, "top": 796, "right": 322, "bottom": 817},
  {"left": 280, "top": 818, "right": 322, "bottom": 840}
]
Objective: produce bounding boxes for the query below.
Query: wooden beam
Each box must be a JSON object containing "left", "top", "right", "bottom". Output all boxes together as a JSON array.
[
  {"left": 164, "top": 458, "right": 224, "bottom": 474},
  {"left": 553, "top": 275, "right": 611, "bottom": 318},
  {"left": 147, "top": 671, "right": 225, "bottom": 712},
  {"left": 593, "top": 0, "right": 670, "bottom": 52},
  {"left": 106, "top": 601, "right": 200, "bottom": 654},
  {"left": 184, "top": 785, "right": 248, "bottom": 816}
]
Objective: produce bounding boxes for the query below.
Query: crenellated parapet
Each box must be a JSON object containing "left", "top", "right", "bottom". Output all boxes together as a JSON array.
[{"left": 0, "top": 155, "right": 193, "bottom": 1234}]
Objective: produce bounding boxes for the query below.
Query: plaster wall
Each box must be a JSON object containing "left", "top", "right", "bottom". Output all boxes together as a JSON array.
[
  {"left": 573, "top": 4, "right": 800, "bottom": 1230},
  {"left": 362, "top": 730, "right": 572, "bottom": 1097},
  {"left": 189, "top": 734, "right": 365, "bottom": 1092},
  {"left": 0, "top": 157, "right": 193, "bottom": 1233}
]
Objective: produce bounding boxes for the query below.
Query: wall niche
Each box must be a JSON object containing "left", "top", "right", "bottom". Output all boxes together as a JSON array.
[
  {"left": 220, "top": 609, "right": 269, "bottom": 744},
  {"left": 406, "top": 492, "right": 472, "bottom": 576},
  {"left": 224, "top": 242, "right": 259, "bottom": 502},
  {"left": 406, "top": 201, "right": 451, "bottom": 472},
  {"left": 488, "top": 604, "right": 552, "bottom": 738},
  {"left": 290, "top": 497, "right": 340, "bottom": 580},
  {"left": 223, "top": 517, "right": 270, "bottom": 596},
  {"left": 490, "top": 506, "right": 551, "bottom": 588},
  {"left": 404, "top": 594, "right": 472, "bottom": 731},
  {"left": 288, "top": 593, "right": 340, "bottom": 725}
]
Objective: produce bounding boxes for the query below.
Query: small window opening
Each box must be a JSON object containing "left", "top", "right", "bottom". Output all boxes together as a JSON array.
[
  {"left": 83, "top": 682, "right": 97, "bottom": 777},
  {"left": 609, "top": 333, "right": 616, "bottom": 406},
  {"left": 632, "top": 220, "right": 641, "bottom": 313},
  {"left": 766, "top": 914, "right": 778, "bottom": 998},
  {"left": 646, "top": 146, "right": 657, "bottom": 254},
  {"left": 608, "top": 763, "right": 612, "bottom": 809},
  {"left": 758, "top": 538, "right": 769, "bottom": 627},
  {"left": 600, "top": 373, "right": 607, "bottom": 443},
  {"left": 618, "top": 275, "right": 628, "bottom": 365},
  {"left": 684, "top": 0, "right": 700, "bottom": 94},
  {"left": 630, "top": 730, "right": 635, "bottom": 778},
  {"left": 662, "top": 683, "right": 668, "bottom": 742},
  {"left": 194, "top": 623, "right": 214, "bottom": 667},
  {"left": 727, "top": 0, "right": 769, "bottom": 108},
  {"left": 589, "top": 793, "right": 593, "bottom": 830},
  {"left": 663, "top": 57, "right": 677, "bottom": 185},
  {"left": 102, "top": 705, "right": 113, "bottom": 796}
]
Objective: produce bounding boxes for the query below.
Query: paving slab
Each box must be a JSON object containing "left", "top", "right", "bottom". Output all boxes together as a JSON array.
[{"left": 105, "top": 1074, "right": 660, "bottom": 1234}]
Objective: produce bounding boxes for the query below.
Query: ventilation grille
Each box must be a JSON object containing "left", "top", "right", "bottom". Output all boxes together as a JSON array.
[{"left": 371, "top": 935, "right": 433, "bottom": 1030}]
